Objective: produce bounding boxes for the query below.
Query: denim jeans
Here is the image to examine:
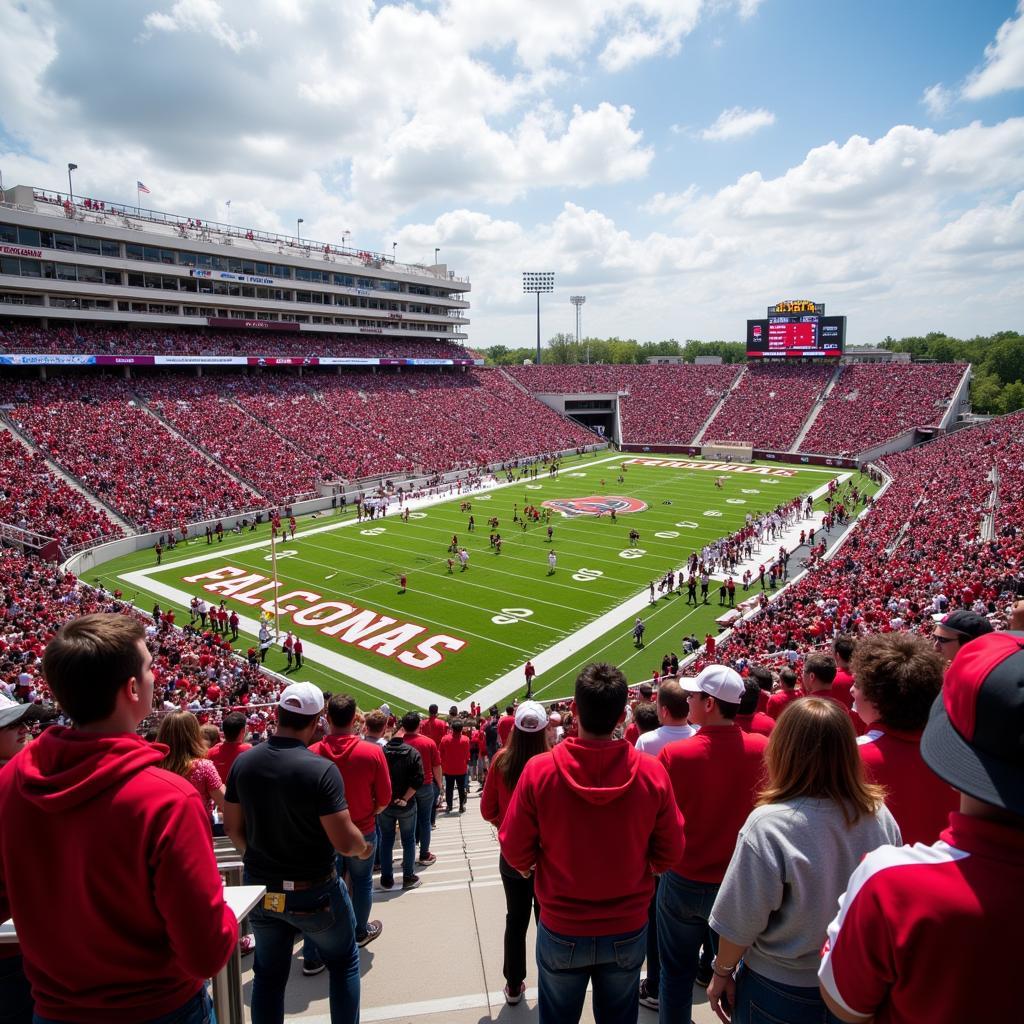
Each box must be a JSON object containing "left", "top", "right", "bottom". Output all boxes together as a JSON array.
[
  {"left": 733, "top": 964, "right": 842, "bottom": 1024},
  {"left": 340, "top": 832, "right": 377, "bottom": 939},
  {"left": 378, "top": 803, "right": 417, "bottom": 884},
  {"left": 414, "top": 784, "right": 435, "bottom": 859},
  {"left": 444, "top": 772, "right": 467, "bottom": 811},
  {"left": 535, "top": 920, "right": 646, "bottom": 1024},
  {"left": 34, "top": 987, "right": 213, "bottom": 1024},
  {"left": 645, "top": 875, "right": 661, "bottom": 993},
  {"left": 499, "top": 855, "right": 540, "bottom": 991},
  {"left": 1, "top": 954, "right": 33, "bottom": 1024},
  {"left": 246, "top": 874, "right": 359, "bottom": 1024},
  {"left": 657, "top": 871, "right": 719, "bottom": 1024}
]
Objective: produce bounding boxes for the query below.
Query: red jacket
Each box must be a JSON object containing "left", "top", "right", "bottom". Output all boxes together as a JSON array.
[
  {"left": 439, "top": 732, "right": 471, "bottom": 775},
  {"left": 0, "top": 729, "right": 237, "bottom": 1021},
  {"left": 480, "top": 750, "right": 514, "bottom": 828},
  {"left": 206, "top": 739, "right": 252, "bottom": 783},
  {"left": 766, "top": 689, "right": 801, "bottom": 720},
  {"left": 735, "top": 710, "right": 775, "bottom": 736},
  {"left": 658, "top": 725, "right": 768, "bottom": 883},
  {"left": 310, "top": 733, "right": 391, "bottom": 834},
  {"left": 499, "top": 738, "right": 683, "bottom": 936},
  {"left": 497, "top": 715, "right": 515, "bottom": 746}
]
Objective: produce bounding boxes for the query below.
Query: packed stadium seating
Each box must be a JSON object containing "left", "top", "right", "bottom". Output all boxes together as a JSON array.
[
  {"left": 0, "top": 324, "right": 474, "bottom": 360},
  {"left": 700, "top": 363, "right": 835, "bottom": 451},
  {"left": 506, "top": 363, "right": 741, "bottom": 445},
  {"left": 800, "top": 362, "right": 966, "bottom": 455}
]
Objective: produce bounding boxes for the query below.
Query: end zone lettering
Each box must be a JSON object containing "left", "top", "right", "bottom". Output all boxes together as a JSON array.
[
  {"left": 182, "top": 566, "right": 466, "bottom": 669},
  {"left": 626, "top": 458, "right": 796, "bottom": 477}
]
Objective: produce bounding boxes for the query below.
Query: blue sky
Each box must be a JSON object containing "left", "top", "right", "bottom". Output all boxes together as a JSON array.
[{"left": 0, "top": 0, "right": 1022, "bottom": 348}]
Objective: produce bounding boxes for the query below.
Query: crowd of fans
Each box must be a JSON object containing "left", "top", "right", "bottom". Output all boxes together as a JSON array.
[
  {"left": 0, "top": 429, "right": 122, "bottom": 546},
  {"left": 701, "top": 363, "right": 834, "bottom": 451},
  {"left": 0, "top": 324, "right": 475, "bottom": 361},
  {"left": 800, "top": 361, "right": 966, "bottom": 455}
]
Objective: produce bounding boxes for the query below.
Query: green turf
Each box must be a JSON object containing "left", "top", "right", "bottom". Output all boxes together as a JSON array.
[{"left": 94, "top": 451, "right": 868, "bottom": 710}]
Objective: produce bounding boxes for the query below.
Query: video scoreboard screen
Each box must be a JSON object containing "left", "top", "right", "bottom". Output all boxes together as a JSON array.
[{"left": 746, "top": 302, "right": 845, "bottom": 358}]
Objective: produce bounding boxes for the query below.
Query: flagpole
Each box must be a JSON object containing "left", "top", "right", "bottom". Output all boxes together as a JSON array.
[
  {"left": 136, "top": 184, "right": 140, "bottom": 216},
  {"left": 270, "top": 524, "right": 281, "bottom": 639}
]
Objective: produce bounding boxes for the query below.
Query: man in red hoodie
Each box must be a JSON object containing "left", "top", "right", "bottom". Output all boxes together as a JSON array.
[
  {"left": 310, "top": 694, "right": 391, "bottom": 948},
  {"left": 500, "top": 662, "right": 684, "bottom": 1024},
  {"left": 0, "top": 613, "right": 238, "bottom": 1023}
]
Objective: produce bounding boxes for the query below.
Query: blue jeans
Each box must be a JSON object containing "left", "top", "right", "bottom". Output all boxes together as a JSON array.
[
  {"left": 657, "top": 872, "right": 719, "bottom": 1024},
  {"left": 414, "top": 784, "right": 434, "bottom": 859},
  {"left": 34, "top": 987, "right": 212, "bottom": 1024},
  {"left": 733, "top": 965, "right": 842, "bottom": 1024},
  {"left": 378, "top": 803, "right": 417, "bottom": 884},
  {"left": 1, "top": 953, "right": 33, "bottom": 1024},
  {"left": 536, "top": 921, "right": 646, "bottom": 1024},
  {"left": 247, "top": 874, "right": 359, "bottom": 1024}
]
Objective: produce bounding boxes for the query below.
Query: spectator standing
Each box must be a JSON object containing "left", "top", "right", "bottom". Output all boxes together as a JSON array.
[
  {"left": 802, "top": 652, "right": 864, "bottom": 734},
  {"left": 207, "top": 711, "right": 252, "bottom": 782},
  {"left": 929, "top": 608, "right": 994, "bottom": 666},
  {"left": 819, "top": 630, "right": 1024, "bottom": 1024},
  {"left": 440, "top": 719, "right": 471, "bottom": 813},
  {"left": 401, "top": 712, "right": 442, "bottom": 865},
  {"left": 309, "top": 695, "right": 391, "bottom": 948},
  {"left": 735, "top": 677, "right": 776, "bottom": 737},
  {"left": 766, "top": 667, "right": 801, "bottom": 720},
  {"left": 0, "top": 615, "right": 237, "bottom": 1023},
  {"left": 156, "top": 710, "right": 226, "bottom": 830},
  {"left": 706, "top": 698, "right": 901, "bottom": 1023},
  {"left": 524, "top": 659, "right": 536, "bottom": 698},
  {"left": 378, "top": 725, "right": 425, "bottom": 891},
  {"left": 497, "top": 704, "right": 516, "bottom": 746},
  {"left": 831, "top": 634, "right": 857, "bottom": 709},
  {"left": 851, "top": 633, "right": 959, "bottom": 845},
  {"left": 657, "top": 665, "right": 769, "bottom": 1023},
  {"left": 224, "top": 682, "right": 371, "bottom": 1024},
  {"left": 634, "top": 678, "right": 697, "bottom": 757},
  {"left": 480, "top": 700, "right": 550, "bottom": 1005},
  {"left": 500, "top": 663, "right": 684, "bottom": 1024}
]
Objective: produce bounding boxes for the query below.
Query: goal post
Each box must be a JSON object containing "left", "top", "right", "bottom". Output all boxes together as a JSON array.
[{"left": 701, "top": 442, "right": 753, "bottom": 463}]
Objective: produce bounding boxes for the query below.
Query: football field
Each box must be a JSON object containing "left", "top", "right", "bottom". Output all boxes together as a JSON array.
[{"left": 95, "top": 451, "right": 857, "bottom": 712}]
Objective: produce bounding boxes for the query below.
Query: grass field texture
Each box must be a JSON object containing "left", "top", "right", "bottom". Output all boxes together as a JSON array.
[{"left": 95, "top": 452, "right": 855, "bottom": 710}]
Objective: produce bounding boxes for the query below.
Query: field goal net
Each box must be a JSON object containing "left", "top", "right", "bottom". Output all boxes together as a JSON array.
[{"left": 701, "top": 442, "right": 754, "bottom": 463}]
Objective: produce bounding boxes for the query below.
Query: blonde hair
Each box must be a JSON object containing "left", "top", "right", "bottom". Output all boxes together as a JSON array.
[
  {"left": 758, "top": 698, "right": 885, "bottom": 825},
  {"left": 156, "top": 710, "right": 208, "bottom": 778}
]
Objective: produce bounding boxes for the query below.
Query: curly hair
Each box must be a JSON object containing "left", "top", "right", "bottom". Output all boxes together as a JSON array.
[{"left": 851, "top": 632, "right": 944, "bottom": 731}]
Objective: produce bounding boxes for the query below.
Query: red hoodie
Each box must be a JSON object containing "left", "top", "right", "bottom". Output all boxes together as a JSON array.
[
  {"left": 499, "top": 737, "right": 683, "bottom": 936},
  {"left": 309, "top": 733, "right": 391, "bottom": 834},
  {"left": 0, "top": 728, "right": 238, "bottom": 1022}
]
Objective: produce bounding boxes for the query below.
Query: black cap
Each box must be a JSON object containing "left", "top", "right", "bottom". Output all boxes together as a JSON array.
[{"left": 940, "top": 610, "right": 995, "bottom": 641}]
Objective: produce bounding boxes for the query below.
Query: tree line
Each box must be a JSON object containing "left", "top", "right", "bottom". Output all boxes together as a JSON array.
[{"left": 480, "top": 330, "right": 1023, "bottom": 415}]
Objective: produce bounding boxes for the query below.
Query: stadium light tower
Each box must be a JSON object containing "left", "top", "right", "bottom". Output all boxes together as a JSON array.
[
  {"left": 67, "top": 162, "right": 77, "bottom": 201},
  {"left": 524, "top": 271, "right": 555, "bottom": 365},
  {"left": 570, "top": 295, "right": 586, "bottom": 362},
  {"left": 296, "top": 217, "right": 304, "bottom": 240}
]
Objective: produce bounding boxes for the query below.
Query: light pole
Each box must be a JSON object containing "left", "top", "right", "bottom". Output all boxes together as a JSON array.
[
  {"left": 523, "top": 272, "right": 555, "bottom": 365},
  {"left": 434, "top": 247, "right": 440, "bottom": 266},
  {"left": 297, "top": 217, "right": 304, "bottom": 240},
  {"left": 342, "top": 229, "right": 351, "bottom": 250},
  {"left": 393, "top": 241, "right": 397, "bottom": 263},
  {"left": 570, "top": 295, "right": 586, "bottom": 362},
  {"left": 67, "top": 162, "right": 78, "bottom": 201}
]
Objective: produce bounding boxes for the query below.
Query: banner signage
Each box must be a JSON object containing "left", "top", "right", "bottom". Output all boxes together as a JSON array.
[
  {"left": 191, "top": 270, "right": 275, "bottom": 286},
  {"left": 0, "top": 353, "right": 485, "bottom": 368},
  {"left": 1, "top": 244, "right": 43, "bottom": 259},
  {"left": 206, "top": 318, "right": 301, "bottom": 331}
]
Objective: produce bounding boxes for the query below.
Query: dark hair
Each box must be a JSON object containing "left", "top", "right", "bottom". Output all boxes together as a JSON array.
[
  {"left": 428, "top": 704, "right": 438, "bottom": 715},
  {"left": 833, "top": 634, "right": 856, "bottom": 663},
  {"left": 851, "top": 633, "right": 944, "bottom": 731},
  {"left": 364, "top": 710, "right": 386, "bottom": 734},
  {"left": 779, "top": 668, "right": 798, "bottom": 689},
  {"left": 222, "top": 711, "right": 247, "bottom": 741},
  {"left": 326, "top": 694, "right": 357, "bottom": 728},
  {"left": 748, "top": 664, "right": 774, "bottom": 692},
  {"left": 42, "top": 614, "right": 146, "bottom": 725},
  {"left": 450, "top": 719, "right": 463, "bottom": 734},
  {"left": 277, "top": 707, "right": 319, "bottom": 731},
  {"left": 505, "top": 705, "right": 515, "bottom": 715},
  {"left": 402, "top": 711, "right": 421, "bottom": 733},
  {"left": 633, "top": 702, "right": 660, "bottom": 734},
  {"left": 494, "top": 726, "right": 549, "bottom": 790},
  {"left": 574, "top": 662, "right": 627, "bottom": 735},
  {"left": 738, "top": 677, "right": 762, "bottom": 716},
  {"left": 656, "top": 678, "right": 689, "bottom": 719},
  {"left": 804, "top": 652, "right": 837, "bottom": 687}
]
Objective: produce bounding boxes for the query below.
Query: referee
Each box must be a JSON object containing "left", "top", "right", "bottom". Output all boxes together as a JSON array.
[{"left": 225, "top": 682, "right": 372, "bottom": 1024}]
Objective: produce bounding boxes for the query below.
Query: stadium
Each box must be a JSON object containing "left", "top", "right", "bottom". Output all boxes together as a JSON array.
[{"left": 1, "top": 4, "right": 1023, "bottom": 1022}]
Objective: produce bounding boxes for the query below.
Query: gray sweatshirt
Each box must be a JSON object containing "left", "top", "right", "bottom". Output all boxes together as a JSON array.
[{"left": 709, "top": 796, "right": 901, "bottom": 988}]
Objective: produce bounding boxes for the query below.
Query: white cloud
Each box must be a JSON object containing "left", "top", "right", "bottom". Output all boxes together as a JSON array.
[
  {"left": 962, "top": 0, "right": 1024, "bottom": 99},
  {"left": 701, "top": 105, "right": 775, "bottom": 140},
  {"left": 734, "top": 0, "right": 766, "bottom": 18},
  {"left": 922, "top": 82, "right": 953, "bottom": 117},
  {"left": 143, "top": 0, "right": 260, "bottom": 53}
]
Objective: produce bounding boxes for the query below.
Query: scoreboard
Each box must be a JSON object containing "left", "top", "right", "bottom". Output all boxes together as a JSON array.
[{"left": 746, "top": 300, "right": 845, "bottom": 359}]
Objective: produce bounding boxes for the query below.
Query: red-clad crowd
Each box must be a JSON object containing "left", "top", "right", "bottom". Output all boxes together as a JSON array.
[
  {"left": 801, "top": 361, "right": 966, "bottom": 455},
  {"left": 701, "top": 363, "right": 834, "bottom": 451}
]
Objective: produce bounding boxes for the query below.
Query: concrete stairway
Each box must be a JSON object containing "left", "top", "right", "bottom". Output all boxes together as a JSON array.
[
  {"left": 789, "top": 364, "right": 845, "bottom": 453},
  {"left": 692, "top": 364, "right": 746, "bottom": 445}
]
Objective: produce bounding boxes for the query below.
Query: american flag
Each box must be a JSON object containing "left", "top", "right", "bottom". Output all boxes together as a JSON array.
[{"left": 137, "top": 180, "right": 151, "bottom": 194}]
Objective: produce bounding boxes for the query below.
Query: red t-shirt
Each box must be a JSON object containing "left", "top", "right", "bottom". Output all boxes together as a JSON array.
[
  {"left": 735, "top": 711, "right": 775, "bottom": 737},
  {"left": 480, "top": 750, "right": 515, "bottom": 828},
  {"left": 856, "top": 724, "right": 958, "bottom": 846},
  {"left": 766, "top": 689, "right": 801, "bottom": 720},
  {"left": 206, "top": 740, "right": 252, "bottom": 788},
  {"left": 439, "top": 732, "right": 471, "bottom": 775},
  {"left": 658, "top": 725, "right": 768, "bottom": 883},
  {"left": 831, "top": 668, "right": 855, "bottom": 709},
  {"left": 820, "top": 814, "right": 1024, "bottom": 1024},
  {"left": 309, "top": 733, "right": 391, "bottom": 834},
  {"left": 404, "top": 732, "right": 441, "bottom": 786},
  {"left": 420, "top": 716, "right": 448, "bottom": 746},
  {"left": 497, "top": 715, "right": 516, "bottom": 746}
]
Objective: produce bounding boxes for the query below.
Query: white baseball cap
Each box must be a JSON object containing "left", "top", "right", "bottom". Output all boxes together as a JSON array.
[
  {"left": 679, "top": 664, "right": 744, "bottom": 705},
  {"left": 514, "top": 700, "right": 548, "bottom": 733},
  {"left": 277, "top": 682, "right": 325, "bottom": 716}
]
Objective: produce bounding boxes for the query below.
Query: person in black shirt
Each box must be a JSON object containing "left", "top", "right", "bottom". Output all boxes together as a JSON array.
[
  {"left": 379, "top": 732, "right": 424, "bottom": 891},
  {"left": 224, "top": 682, "right": 370, "bottom": 1024}
]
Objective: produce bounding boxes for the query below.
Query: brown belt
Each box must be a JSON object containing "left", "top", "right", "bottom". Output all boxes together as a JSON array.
[{"left": 261, "top": 869, "right": 337, "bottom": 892}]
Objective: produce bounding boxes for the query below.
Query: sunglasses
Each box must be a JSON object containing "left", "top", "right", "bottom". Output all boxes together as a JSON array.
[{"left": 931, "top": 635, "right": 960, "bottom": 646}]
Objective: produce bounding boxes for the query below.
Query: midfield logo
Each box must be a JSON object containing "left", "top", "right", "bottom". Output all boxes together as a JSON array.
[{"left": 542, "top": 496, "right": 648, "bottom": 518}]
